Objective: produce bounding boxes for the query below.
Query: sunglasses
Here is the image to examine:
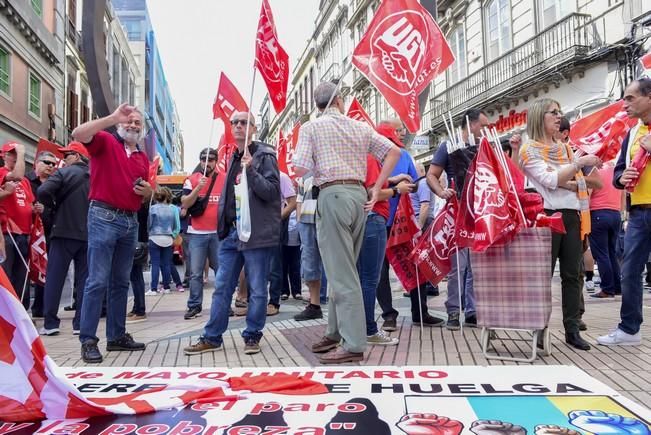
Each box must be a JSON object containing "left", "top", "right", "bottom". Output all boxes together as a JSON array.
[
  {"left": 63, "top": 153, "right": 77, "bottom": 158},
  {"left": 230, "top": 119, "right": 249, "bottom": 126},
  {"left": 41, "top": 160, "right": 57, "bottom": 167},
  {"left": 545, "top": 109, "right": 563, "bottom": 117}
]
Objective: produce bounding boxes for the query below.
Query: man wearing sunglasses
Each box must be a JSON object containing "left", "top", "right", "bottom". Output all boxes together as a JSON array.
[
  {"left": 26, "top": 151, "right": 58, "bottom": 319},
  {"left": 181, "top": 148, "right": 224, "bottom": 320}
]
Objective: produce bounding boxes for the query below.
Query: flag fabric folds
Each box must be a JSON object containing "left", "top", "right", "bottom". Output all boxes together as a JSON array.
[
  {"left": 385, "top": 194, "right": 421, "bottom": 291},
  {"left": 352, "top": 0, "right": 454, "bottom": 133},
  {"left": 277, "top": 123, "right": 300, "bottom": 179},
  {"left": 346, "top": 98, "right": 375, "bottom": 128},
  {"left": 255, "top": 0, "right": 289, "bottom": 113},
  {"left": 212, "top": 73, "right": 249, "bottom": 150},
  {"left": 28, "top": 216, "right": 47, "bottom": 287}
]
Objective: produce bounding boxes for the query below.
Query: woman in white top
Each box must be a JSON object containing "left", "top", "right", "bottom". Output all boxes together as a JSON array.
[{"left": 519, "top": 98, "right": 601, "bottom": 351}]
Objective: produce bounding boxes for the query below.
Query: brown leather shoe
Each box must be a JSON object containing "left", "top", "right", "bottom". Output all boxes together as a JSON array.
[
  {"left": 311, "top": 336, "right": 339, "bottom": 353},
  {"left": 319, "top": 347, "right": 364, "bottom": 364},
  {"left": 590, "top": 291, "right": 615, "bottom": 299}
]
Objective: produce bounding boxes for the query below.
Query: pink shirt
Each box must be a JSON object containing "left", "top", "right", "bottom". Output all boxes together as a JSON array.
[{"left": 590, "top": 163, "right": 621, "bottom": 211}]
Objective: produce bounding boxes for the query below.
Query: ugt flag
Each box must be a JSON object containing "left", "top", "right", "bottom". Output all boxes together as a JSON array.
[
  {"left": 385, "top": 194, "right": 421, "bottom": 291},
  {"left": 212, "top": 72, "right": 249, "bottom": 146},
  {"left": 278, "top": 123, "right": 300, "bottom": 180},
  {"left": 28, "top": 216, "right": 47, "bottom": 287},
  {"left": 347, "top": 98, "right": 375, "bottom": 128},
  {"left": 255, "top": 0, "right": 289, "bottom": 113},
  {"left": 352, "top": 0, "right": 454, "bottom": 133},
  {"left": 456, "top": 138, "right": 523, "bottom": 252}
]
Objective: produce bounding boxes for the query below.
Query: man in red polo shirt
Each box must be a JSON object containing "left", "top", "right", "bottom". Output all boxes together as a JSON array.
[
  {"left": 72, "top": 103, "right": 151, "bottom": 363},
  {"left": 0, "top": 142, "right": 33, "bottom": 309}
]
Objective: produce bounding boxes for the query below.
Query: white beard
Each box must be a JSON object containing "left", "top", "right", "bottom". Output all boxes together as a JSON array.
[{"left": 117, "top": 125, "right": 143, "bottom": 145}]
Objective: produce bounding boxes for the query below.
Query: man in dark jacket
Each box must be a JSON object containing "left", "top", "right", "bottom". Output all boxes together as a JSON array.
[
  {"left": 184, "top": 111, "right": 280, "bottom": 356},
  {"left": 37, "top": 142, "right": 90, "bottom": 336},
  {"left": 26, "top": 151, "right": 57, "bottom": 318}
]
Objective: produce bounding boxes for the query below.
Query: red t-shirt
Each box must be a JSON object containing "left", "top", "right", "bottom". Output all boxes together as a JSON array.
[
  {"left": 183, "top": 172, "right": 225, "bottom": 233},
  {"left": 365, "top": 155, "right": 390, "bottom": 220},
  {"left": 86, "top": 131, "right": 149, "bottom": 211},
  {"left": 0, "top": 167, "right": 35, "bottom": 234}
]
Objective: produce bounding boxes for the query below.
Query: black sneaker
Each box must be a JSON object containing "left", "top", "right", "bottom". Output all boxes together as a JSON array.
[
  {"left": 381, "top": 317, "right": 398, "bottom": 332},
  {"left": 184, "top": 306, "right": 202, "bottom": 320},
  {"left": 244, "top": 338, "right": 261, "bottom": 355},
  {"left": 465, "top": 314, "right": 477, "bottom": 328},
  {"left": 63, "top": 304, "right": 76, "bottom": 312},
  {"left": 294, "top": 304, "right": 323, "bottom": 321},
  {"left": 446, "top": 312, "right": 461, "bottom": 330},
  {"left": 412, "top": 314, "right": 445, "bottom": 327},
  {"left": 81, "top": 340, "right": 103, "bottom": 363},
  {"left": 106, "top": 333, "right": 146, "bottom": 351}
]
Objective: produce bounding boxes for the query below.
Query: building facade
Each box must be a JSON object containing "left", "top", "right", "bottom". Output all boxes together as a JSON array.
[
  {"left": 112, "top": 0, "right": 183, "bottom": 174},
  {"left": 0, "top": 0, "right": 65, "bottom": 161}
]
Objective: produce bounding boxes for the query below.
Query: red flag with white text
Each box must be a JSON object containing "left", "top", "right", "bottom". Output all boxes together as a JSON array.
[
  {"left": 212, "top": 72, "right": 249, "bottom": 146},
  {"left": 385, "top": 194, "right": 421, "bottom": 291},
  {"left": 255, "top": 0, "right": 289, "bottom": 113},
  {"left": 28, "top": 216, "right": 47, "bottom": 287},
  {"left": 570, "top": 100, "right": 637, "bottom": 162},
  {"left": 411, "top": 195, "right": 458, "bottom": 286},
  {"left": 217, "top": 134, "right": 237, "bottom": 173},
  {"left": 148, "top": 156, "right": 160, "bottom": 189},
  {"left": 279, "top": 123, "right": 300, "bottom": 180},
  {"left": 456, "top": 138, "right": 523, "bottom": 252},
  {"left": 352, "top": 0, "right": 454, "bottom": 133},
  {"left": 347, "top": 98, "right": 375, "bottom": 128}
]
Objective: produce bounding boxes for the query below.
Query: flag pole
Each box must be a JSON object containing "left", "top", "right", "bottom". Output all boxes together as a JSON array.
[
  {"left": 243, "top": 65, "right": 258, "bottom": 161},
  {"left": 322, "top": 61, "right": 354, "bottom": 114},
  {"left": 203, "top": 120, "right": 216, "bottom": 177},
  {"left": 21, "top": 264, "right": 30, "bottom": 306},
  {"left": 455, "top": 246, "right": 464, "bottom": 336}
]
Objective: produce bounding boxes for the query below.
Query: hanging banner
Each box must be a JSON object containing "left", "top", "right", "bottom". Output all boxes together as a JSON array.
[{"left": 7, "top": 366, "right": 650, "bottom": 434}]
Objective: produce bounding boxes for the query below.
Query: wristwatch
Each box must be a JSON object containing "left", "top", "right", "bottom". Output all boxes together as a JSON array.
[{"left": 392, "top": 187, "right": 399, "bottom": 198}]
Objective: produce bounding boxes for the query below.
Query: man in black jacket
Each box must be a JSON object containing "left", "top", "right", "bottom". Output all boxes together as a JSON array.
[
  {"left": 184, "top": 111, "right": 280, "bottom": 356},
  {"left": 26, "top": 151, "right": 57, "bottom": 318},
  {"left": 37, "top": 142, "right": 90, "bottom": 336}
]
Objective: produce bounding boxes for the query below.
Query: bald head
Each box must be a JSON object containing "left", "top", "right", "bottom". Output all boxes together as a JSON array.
[
  {"left": 230, "top": 111, "right": 257, "bottom": 146},
  {"left": 314, "top": 82, "right": 343, "bottom": 111}
]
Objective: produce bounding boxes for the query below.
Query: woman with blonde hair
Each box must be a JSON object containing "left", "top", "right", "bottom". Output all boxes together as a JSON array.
[{"left": 519, "top": 98, "right": 601, "bottom": 351}]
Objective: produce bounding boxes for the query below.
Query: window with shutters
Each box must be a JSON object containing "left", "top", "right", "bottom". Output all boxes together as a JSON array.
[
  {"left": 0, "top": 47, "right": 10, "bottom": 97},
  {"left": 28, "top": 72, "right": 41, "bottom": 118},
  {"left": 486, "top": 0, "right": 512, "bottom": 61},
  {"left": 447, "top": 25, "right": 467, "bottom": 84},
  {"left": 68, "top": 0, "right": 77, "bottom": 29}
]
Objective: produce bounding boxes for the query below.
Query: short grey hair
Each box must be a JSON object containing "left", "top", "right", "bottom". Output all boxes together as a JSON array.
[
  {"left": 314, "top": 82, "right": 340, "bottom": 110},
  {"left": 37, "top": 151, "right": 56, "bottom": 162}
]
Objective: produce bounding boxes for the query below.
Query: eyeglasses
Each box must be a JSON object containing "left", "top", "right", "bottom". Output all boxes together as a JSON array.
[
  {"left": 201, "top": 156, "right": 216, "bottom": 162},
  {"left": 41, "top": 161, "right": 57, "bottom": 167},
  {"left": 63, "top": 153, "right": 76, "bottom": 158},
  {"left": 230, "top": 119, "right": 249, "bottom": 126},
  {"left": 545, "top": 109, "right": 563, "bottom": 117}
]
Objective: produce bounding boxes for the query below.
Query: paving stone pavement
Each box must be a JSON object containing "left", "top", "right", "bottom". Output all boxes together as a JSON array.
[{"left": 40, "top": 274, "right": 651, "bottom": 409}]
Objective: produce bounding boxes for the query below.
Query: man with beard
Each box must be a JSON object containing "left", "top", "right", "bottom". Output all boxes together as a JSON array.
[
  {"left": 72, "top": 103, "right": 151, "bottom": 363},
  {"left": 181, "top": 148, "right": 224, "bottom": 320}
]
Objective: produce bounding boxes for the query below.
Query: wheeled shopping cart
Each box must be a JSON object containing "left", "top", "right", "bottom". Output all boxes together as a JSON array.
[{"left": 470, "top": 227, "right": 553, "bottom": 362}]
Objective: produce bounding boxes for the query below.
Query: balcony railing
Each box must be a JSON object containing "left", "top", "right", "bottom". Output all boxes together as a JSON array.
[
  {"left": 320, "top": 62, "right": 340, "bottom": 83},
  {"left": 429, "top": 13, "right": 598, "bottom": 129}
]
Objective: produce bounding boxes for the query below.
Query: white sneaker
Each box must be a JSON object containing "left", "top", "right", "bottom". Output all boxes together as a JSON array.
[
  {"left": 597, "top": 328, "right": 641, "bottom": 346},
  {"left": 72, "top": 329, "right": 80, "bottom": 335},
  {"left": 145, "top": 290, "right": 160, "bottom": 296},
  {"left": 162, "top": 288, "right": 171, "bottom": 294},
  {"left": 584, "top": 280, "right": 595, "bottom": 292},
  {"left": 367, "top": 331, "right": 399, "bottom": 346},
  {"left": 38, "top": 327, "right": 60, "bottom": 336}
]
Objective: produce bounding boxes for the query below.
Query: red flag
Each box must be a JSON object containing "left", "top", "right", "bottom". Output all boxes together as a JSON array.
[
  {"left": 456, "top": 138, "right": 523, "bottom": 252},
  {"left": 28, "top": 216, "right": 47, "bottom": 287},
  {"left": 148, "top": 156, "right": 160, "bottom": 189},
  {"left": 385, "top": 194, "right": 421, "bottom": 291},
  {"left": 255, "top": 0, "right": 289, "bottom": 113},
  {"left": 411, "top": 195, "right": 458, "bottom": 286},
  {"left": 346, "top": 98, "right": 375, "bottom": 128},
  {"left": 212, "top": 73, "right": 249, "bottom": 146},
  {"left": 640, "top": 52, "right": 651, "bottom": 76},
  {"left": 570, "top": 101, "right": 637, "bottom": 162},
  {"left": 352, "top": 0, "right": 454, "bottom": 133},
  {"left": 278, "top": 123, "right": 300, "bottom": 180},
  {"left": 217, "top": 134, "right": 237, "bottom": 173}
]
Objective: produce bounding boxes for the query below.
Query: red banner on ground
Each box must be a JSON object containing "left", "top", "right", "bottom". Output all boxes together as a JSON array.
[
  {"left": 255, "top": 0, "right": 289, "bottom": 113},
  {"left": 352, "top": 0, "right": 454, "bottom": 133}
]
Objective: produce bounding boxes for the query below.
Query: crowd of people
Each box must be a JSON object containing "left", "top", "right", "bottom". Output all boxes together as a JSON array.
[{"left": 1, "top": 78, "right": 650, "bottom": 364}]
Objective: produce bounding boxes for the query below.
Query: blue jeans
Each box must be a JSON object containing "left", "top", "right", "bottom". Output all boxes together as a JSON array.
[
  {"left": 79, "top": 205, "right": 138, "bottom": 343},
  {"left": 203, "top": 228, "right": 272, "bottom": 345},
  {"left": 445, "top": 248, "right": 475, "bottom": 315},
  {"left": 43, "top": 238, "right": 87, "bottom": 330},
  {"left": 149, "top": 241, "right": 173, "bottom": 290},
  {"left": 187, "top": 233, "right": 219, "bottom": 310},
  {"left": 357, "top": 213, "right": 387, "bottom": 336},
  {"left": 130, "top": 262, "right": 145, "bottom": 315},
  {"left": 268, "top": 243, "right": 283, "bottom": 306},
  {"left": 619, "top": 208, "right": 651, "bottom": 335},
  {"left": 589, "top": 209, "right": 622, "bottom": 295}
]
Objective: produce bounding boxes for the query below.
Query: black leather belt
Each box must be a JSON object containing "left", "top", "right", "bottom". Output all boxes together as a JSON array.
[{"left": 90, "top": 200, "right": 136, "bottom": 216}]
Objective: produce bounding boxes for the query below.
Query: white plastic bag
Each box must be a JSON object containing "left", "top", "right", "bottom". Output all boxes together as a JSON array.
[{"left": 234, "top": 167, "right": 252, "bottom": 242}]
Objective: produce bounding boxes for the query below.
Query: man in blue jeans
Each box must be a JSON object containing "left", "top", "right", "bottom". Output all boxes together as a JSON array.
[
  {"left": 184, "top": 111, "right": 280, "bottom": 356},
  {"left": 598, "top": 78, "right": 651, "bottom": 346},
  {"left": 72, "top": 103, "right": 151, "bottom": 363}
]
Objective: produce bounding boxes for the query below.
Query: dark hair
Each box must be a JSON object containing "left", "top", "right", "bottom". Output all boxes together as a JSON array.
[
  {"left": 199, "top": 147, "right": 217, "bottom": 159},
  {"left": 636, "top": 78, "right": 651, "bottom": 96},
  {"left": 154, "top": 186, "right": 173, "bottom": 204},
  {"left": 559, "top": 116, "right": 571, "bottom": 133},
  {"left": 461, "top": 108, "right": 486, "bottom": 129}
]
